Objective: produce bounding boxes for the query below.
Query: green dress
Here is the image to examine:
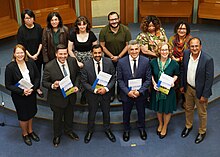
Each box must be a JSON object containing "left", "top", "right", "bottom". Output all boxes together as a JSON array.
[{"left": 150, "top": 58, "right": 179, "bottom": 114}]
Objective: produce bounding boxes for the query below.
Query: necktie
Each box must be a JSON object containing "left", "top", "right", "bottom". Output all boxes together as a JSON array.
[
  {"left": 97, "top": 62, "right": 101, "bottom": 74},
  {"left": 133, "top": 59, "right": 136, "bottom": 77},
  {"left": 62, "top": 64, "right": 68, "bottom": 77}
]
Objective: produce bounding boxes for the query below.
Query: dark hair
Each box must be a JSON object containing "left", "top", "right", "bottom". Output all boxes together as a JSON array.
[
  {"left": 140, "top": 15, "right": 161, "bottom": 33},
  {"left": 56, "top": 44, "right": 67, "bottom": 53},
  {"left": 21, "top": 9, "right": 35, "bottom": 23},
  {"left": 188, "top": 37, "right": 202, "bottom": 46},
  {"left": 92, "top": 44, "right": 103, "bottom": 52},
  {"left": 12, "top": 44, "right": 28, "bottom": 61},
  {"left": 46, "top": 12, "right": 63, "bottom": 29},
  {"left": 108, "top": 11, "right": 119, "bottom": 20},
  {"left": 174, "top": 20, "right": 190, "bottom": 36},
  {"left": 74, "top": 16, "right": 91, "bottom": 33}
]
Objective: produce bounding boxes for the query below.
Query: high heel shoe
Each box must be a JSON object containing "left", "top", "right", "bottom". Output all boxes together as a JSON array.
[
  {"left": 156, "top": 129, "right": 161, "bottom": 135},
  {"left": 159, "top": 128, "right": 168, "bottom": 139}
]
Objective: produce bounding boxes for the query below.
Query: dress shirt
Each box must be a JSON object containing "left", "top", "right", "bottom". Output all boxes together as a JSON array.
[
  {"left": 187, "top": 52, "right": 201, "bottom": 87},
  {"left": 20, "top": 65, "right": 31, "bottom": 84},
  {"left": 129, "top": 55, "right": 139, "bottom": 76},
  {"left": 57, "top": 59, "right": 70, "bottom": 77},
  {"left": 92, "top": 58, "right": 109, "bottom": 93}
]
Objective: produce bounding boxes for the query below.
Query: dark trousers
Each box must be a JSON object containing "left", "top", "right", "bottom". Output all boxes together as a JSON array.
[
  {"left": 123, "top": 98, "right": 146, "bottom": 131},
  {"left": 51, "top": 103, "right": 74, "bottom": 137},
  {"left": 87, "top": 95, "right": 111, "bottom": 132}
]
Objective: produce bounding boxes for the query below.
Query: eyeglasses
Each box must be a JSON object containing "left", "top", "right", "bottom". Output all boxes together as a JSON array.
[{"left": 24, "top": 17, "right": 33, "bottom": 20}]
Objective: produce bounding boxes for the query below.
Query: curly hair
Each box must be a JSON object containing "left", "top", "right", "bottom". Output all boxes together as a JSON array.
[
  {"left": 73, "top": 16, "right": 91, "bottom": 33},
  {"left": 173, "top": 20, "right": 191, "bottom": 36},
  {"left": 140, "top": 15, "right": 161, "bottom": 33},
  {"left": 156, "top": 42, "right": 173, "bottom": 58}
]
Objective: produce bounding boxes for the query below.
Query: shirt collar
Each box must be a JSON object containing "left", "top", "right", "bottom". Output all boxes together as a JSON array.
[
  {"left": 129, "top": 55, "right": 139, "bottom": 62},
  {"left": 190, "top": 51, "right": 201, "bottom": 61}
]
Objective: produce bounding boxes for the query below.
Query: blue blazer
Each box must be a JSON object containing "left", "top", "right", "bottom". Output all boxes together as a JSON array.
[
  {"left": 117, "top": 55, "right": 152, "bottom": 102},
  {"left": 181, "top": 50, "right": 214, "bottom": 99}
]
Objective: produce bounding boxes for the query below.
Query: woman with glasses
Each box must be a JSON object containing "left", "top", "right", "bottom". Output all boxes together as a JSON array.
[{"left": 150, "top": 42, "right": 179, "bottom": 139}]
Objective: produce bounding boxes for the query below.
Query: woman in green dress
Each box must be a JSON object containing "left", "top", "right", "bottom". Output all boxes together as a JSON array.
[{"left": 150, "top": 42, "right": 179, "bottom": 139}]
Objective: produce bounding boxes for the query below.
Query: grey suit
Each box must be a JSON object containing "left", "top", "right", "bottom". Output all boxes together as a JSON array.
[
  {"left": 42, "top": 57, "right": 79, "bottom": 137},
  {"left": 81, "top": 57, "right": 116, "bottom": 132}
]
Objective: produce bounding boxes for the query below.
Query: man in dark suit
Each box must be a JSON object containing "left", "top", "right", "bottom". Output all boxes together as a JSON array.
[
  {"left": 180, "top": 37, "right": 214, "bottom": 144},
  {"left": 81, "top": 44, "right": 116, "bottom": 143},
  {"left": 42, "top": 44, "right": 80, "bottom": 147},
  {"left": 117, "top": 40, "right": 151, "bottom": 142}
]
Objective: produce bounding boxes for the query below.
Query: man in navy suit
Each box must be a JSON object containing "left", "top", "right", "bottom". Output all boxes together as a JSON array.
[
  {"left": 81, "top": 44, "right": 116, "bottom": 143},
  {"left": 117, "top": 40, "right": 151, "bottom": 142},
  {"left": 180, "top": 37, "right": 214, "bottom": 144}
]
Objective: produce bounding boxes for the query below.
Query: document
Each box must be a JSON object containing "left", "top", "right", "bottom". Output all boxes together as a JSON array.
[
  {"left": 128, "top": 78, "right": 142, "bottom": 91},
  {"left": 157, "top": 73, "right": 174, "bottom": 95},
  {"left": 15, "top": 78, "right": 33, "bottom": 89},
  {"left": 59, "top": 76, "right": 75, "bottom": 98},
  {"left": 92, "top": 71, "right": 112, "bottom": 89}
]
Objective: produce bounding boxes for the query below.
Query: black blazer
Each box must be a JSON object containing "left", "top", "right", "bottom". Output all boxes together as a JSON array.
[
  {"left": 5, "top": 61, "right": 40, "bottom": 95},
  {"left": 181, "top": 50, "right": 214, "bottom": 99},
  {"left": 81, "top": 57, "right": 116, "bottom": 100},
  {"left": 42, "top": 57, "right": 79, "bottom": 108}
]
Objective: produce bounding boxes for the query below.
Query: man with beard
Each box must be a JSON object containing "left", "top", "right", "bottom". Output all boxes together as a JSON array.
[
  {"left": 99, "top": 11, "right": 132, "bottom": 102},
  {"left": 81, "top": 44, "right": 116, "bottom": 143}
]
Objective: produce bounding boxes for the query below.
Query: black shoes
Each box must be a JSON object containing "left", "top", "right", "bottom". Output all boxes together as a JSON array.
[
  {"left": 123, "top": 131, "right": 130, "bottom": 142},
  {"left": 181, "top": 127, "right": 193, "bottom": 138},
  {"left": 195, "top": 133, "right": 206, "bottom": 144},
  {"left": 66, "top": 132, "right": 79, "bottom": 141},
  {"left": 105, "top": 130, "right": 116, "bottom": 142},
  {"left": 84, "top": 131, "right": 93, "bottom": 144},
  {"left": 23, "top": 135, "right": 32, "bottom": 146},
  {"left": 53, "top": 136, "right": 60, "bottom": 147},
  {"left": 28, "top": 132, "right": 40, "bottom": 142},
  {"left": 139, "top": 129, "right": 147, "bottom": 140}
]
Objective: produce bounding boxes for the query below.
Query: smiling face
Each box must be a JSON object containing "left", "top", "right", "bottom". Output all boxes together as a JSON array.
[
  {"left": 148, "top": 22, "right": 156, "bottom": 33},
  {"left": 92, "top": 47, "right": 103, "bottom": 62},
  {"left": 14, "top": 47, "right": 25, "bottom": 62},
  {"left": 24, "top": 14, "right": 34, "bottom": 27},
  {"left": 160, "top": 44, "right": 169, "bottom": 59},
  {"left": 177, "top": 24, "right": 187, "bottom": 37},
  {"left": 189, "top": 38, "right": 202, "bottom": 57},
  {"left": 78, "top": 21, "right": 87, "bottom": 33},
  {"left": 50, "top": 16, "right": 60, "bottom": 28},
  {"left": 109, "top": 14, "right": 119, "bottom": 29},
  {"left": 128, "top": 44, "right": 140, "bottom": 59},
  {"left": 56, "top": 49, "right": 68, "bottom": 64}
]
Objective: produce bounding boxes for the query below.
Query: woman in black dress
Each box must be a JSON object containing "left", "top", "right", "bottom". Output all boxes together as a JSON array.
[
  {"left": 5, "top": 44, "right": 40, "bottom": 146},
  {"left": 17, "top": 9, "right": 44, "bottom": 97}
]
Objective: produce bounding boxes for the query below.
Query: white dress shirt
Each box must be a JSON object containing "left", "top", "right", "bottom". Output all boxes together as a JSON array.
[
  {"left": 57, "top": 59, "right": 70, "bottom": 77},
  {"left": 129, "top": 55, "right": 139, "bottom": 76}
]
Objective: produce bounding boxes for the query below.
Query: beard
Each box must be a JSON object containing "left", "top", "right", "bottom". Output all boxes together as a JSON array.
[{"left": 109, "top": 22, "right": 119, "bottom": 29}]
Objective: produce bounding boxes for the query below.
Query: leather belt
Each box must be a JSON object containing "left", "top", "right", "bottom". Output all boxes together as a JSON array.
[{"left": 187, "top": 83, "right": 195, "bottom": 90}]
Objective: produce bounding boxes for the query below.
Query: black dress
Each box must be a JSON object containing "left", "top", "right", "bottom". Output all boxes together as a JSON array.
[{"left": 5, "top": 61, "right": 40, "bottom": 121}]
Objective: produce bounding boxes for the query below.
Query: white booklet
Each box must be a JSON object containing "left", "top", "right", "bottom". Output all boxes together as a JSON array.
[
  {"left": 128, "top": 78, "right": 142, "bottom": 91},
  {"left": 59, "top": 76, "right": 75, "bottom": 98},
  {"left": 15, "top": 78, "right": 33, "bottom": 89},
  {"left": 92, "top": 71, "right": 112, "bottom": 89},
  {"left": 157, "top": 73, "right": 174, "bottom": 95}
]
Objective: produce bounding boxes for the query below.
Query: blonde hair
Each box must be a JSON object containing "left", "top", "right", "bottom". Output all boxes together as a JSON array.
[
  {"left": 156, "top": 42, "right": 173, "bottom": 58},
  {"left": 12, "top": 44, "right": 28, "bottom": 61}
]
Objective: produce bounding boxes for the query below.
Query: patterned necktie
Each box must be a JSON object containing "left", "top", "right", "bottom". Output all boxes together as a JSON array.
[{"left": 62, "top": 64, "right": 68, "bottom": 77}]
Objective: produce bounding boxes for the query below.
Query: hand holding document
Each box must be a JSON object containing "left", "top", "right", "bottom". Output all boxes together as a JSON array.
[
  {"left": 157, "top": 73, "right": 174, "bottom": 95},
  {"left": 59, "top": 76, "right": 76, "bottom": 98},
  {"left": 92, "top": 71, "right": 112, "bottom": 90},
  {"left": 15, "top": 78, "right": 33, "bottom": 89},
  {"left": 128, "top": 79, "right": 142, "bottom": 91}
]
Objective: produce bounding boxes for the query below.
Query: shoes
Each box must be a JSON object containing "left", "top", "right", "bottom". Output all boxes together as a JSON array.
[
  {"left": 105, "top": 130, "right": 116, "bottom": 142},
  {"left": 66, "top": 132, "right": 79, "bottom": 141},
  {"left": 84, "top": 131, "right": 93, "bottom": 144},
  {"left": 117, "top": 95, "right": 122, "bottom": 102},
  {"left": 123, "top": 131, "right": 130, "bottom": 142},
  {"left": 37, "top": 89, "right": 44, "bottom": 98},
  {"left": 28, "top": 132, "right": 40, "bottom": 142},
  {"left": 156, "top": 125, "right": 162, "bottom": 135},
  {"left": 22, "top": 135, "right": 32, "bottom": 146},
  {"left": 195, "top": 133, "right": 206, "bottom": 144},
  {"left": 53, "top": 136, "right": 60, "bottom": 147},
  {"left": 181, "top": 127, "right": 193, "bottom": 138},
  {"left": 159, "top": 130, "right": 168, "bottom": 139},
  {"left": 110, "top": 96, "right": 115, "bottom": 102},
  {"left": 139, "top": 129, "right": 147, "bottom": 140}
]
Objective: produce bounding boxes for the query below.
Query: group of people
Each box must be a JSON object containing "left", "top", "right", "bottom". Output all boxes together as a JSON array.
[{"left": 4, "top": 10, "right": 214, "bottom": 147}]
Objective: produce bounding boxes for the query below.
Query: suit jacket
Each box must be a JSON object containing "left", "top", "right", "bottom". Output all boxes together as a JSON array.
[
  {"left": 81, "top": 57, "right": 116, "bottom": 100},
  {"left": 5, "top": 61, "right": 40, "bottom": 95},
  {"left": 117, "top": 55, "right": 152, "bottom": 102},
  {"left": 181, "top": 50, "right": 214, "bottom": 99},
  {"left": 42, "top": 57, "right": 79, "bottom": 108}
]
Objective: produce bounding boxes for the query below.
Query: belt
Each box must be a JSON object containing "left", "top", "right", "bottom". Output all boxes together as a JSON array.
[{"left": 187, "top": 83, "right": 195, "bottom": 90}]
